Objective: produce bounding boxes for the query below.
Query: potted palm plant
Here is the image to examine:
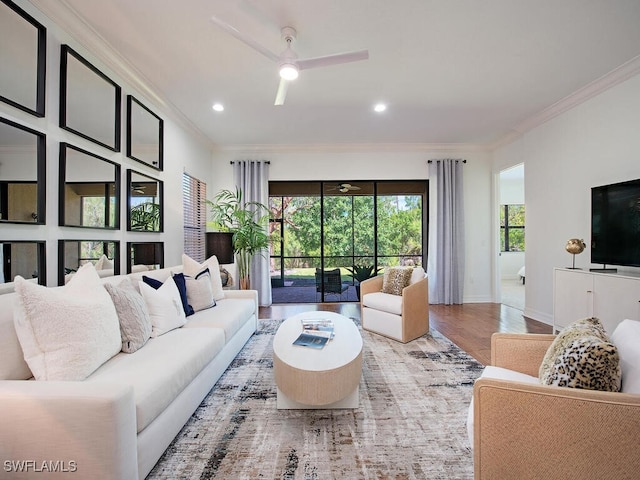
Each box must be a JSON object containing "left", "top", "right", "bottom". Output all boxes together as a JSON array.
[
  {"left": 347, "top": 263, "right": 382, "bottom": 300},
  {"left": 206, "top": 188, "right": 273, "bottom": 290}
]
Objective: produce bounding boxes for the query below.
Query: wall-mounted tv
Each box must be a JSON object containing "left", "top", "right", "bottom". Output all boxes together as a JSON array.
[{"left": 591, "top": 179, "right": 640, "bottom": 268}]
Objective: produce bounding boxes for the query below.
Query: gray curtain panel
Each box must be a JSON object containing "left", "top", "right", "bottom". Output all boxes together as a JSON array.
[
  {"left": 233, "top": 160, "right": 272, "bottom": 306},
  {"left": 428, "top": 159, "right": 465, "bottom": 304}
]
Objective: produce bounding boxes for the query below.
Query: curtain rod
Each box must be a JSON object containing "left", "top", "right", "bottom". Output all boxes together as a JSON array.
[
  {"left": 230, "top": 161, "right": 271, "bottom": 164},
  {"left": 427, "top": 159, "right": 466, "bottom": 163}
]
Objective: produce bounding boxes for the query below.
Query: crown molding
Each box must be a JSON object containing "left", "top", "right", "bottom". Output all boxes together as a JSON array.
[
  {"left": 28, "top": 0, "right": 214, "bottom": 149},
  {"left": 212, "top": 142, "right": 491, "bottom": 155},
  {"left": 491, "top": 54, "right": 640, "bottom": 150}
]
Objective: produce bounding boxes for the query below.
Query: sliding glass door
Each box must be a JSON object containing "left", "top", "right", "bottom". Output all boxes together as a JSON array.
[{"left": 269, "top": 180, "right": 427, "bottom": 303}]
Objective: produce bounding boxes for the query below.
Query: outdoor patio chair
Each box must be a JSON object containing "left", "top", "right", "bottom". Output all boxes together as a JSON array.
[{"left": 315, "top": 268, "right": 349, "bottom": 301}]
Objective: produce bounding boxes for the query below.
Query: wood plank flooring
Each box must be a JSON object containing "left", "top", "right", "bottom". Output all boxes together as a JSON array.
[{"left": 259, "top": 302, "right": 552, "bottom": 366}]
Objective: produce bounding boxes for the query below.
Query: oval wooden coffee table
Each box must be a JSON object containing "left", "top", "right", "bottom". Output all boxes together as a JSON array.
[{"left": 273, "top": 311, "right": 363, "bottom": 409}]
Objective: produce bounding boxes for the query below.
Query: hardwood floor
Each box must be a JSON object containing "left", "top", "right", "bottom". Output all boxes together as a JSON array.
[{"left": 259, "top": 302, "right": 552, "bottom": 366}]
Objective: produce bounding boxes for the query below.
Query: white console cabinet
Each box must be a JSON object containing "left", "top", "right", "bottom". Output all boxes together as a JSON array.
[{"left": 553, "top": 268, "right": 640, "bottom": 334}]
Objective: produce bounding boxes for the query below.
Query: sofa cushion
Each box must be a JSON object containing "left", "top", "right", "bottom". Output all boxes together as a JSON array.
[
  {"left": 142, "top": 272, "right": 194, "bottom": 317},
  {"left": 13, "top": 263, "right": 121, "bottom": 381},
  {"left": 382, "top": 267, "right": 413, "bottom": 295},
  {"left": 87, "top": 327, "right": 225, "bottom": 432},
  {"left": 94, "top": 254, "right": 114, "bottom": 270},
  {"left": 539, "top": 317, "right": 621, "bottom": 392},
  {"left": 104, "top": 279, "right": 152, "bottom": 353},
  {"left": 139, "top": 279, "right": 187, "bottom": 337},
  {"left": 0, "top": 293, "right": 33, "bottom": 380},
  {"left": 610, "top": 319, "right": 640, "bottom": 394},
  {"left": 185, "top": 268, "right": 216, "bottom": 312},
  {"left": 362, "top": 291, "right": 403, "bottom": 316},
  {"left": 182, "top": 254, "right": 225, "bottom": 301},
  {"left": 183, "top": 298, "right": 254, "bottom": 342},
  {"left": 467, "top": 366, "right": 538, "bottom": 447}
]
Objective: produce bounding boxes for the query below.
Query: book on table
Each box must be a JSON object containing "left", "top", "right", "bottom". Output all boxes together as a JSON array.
[{"left": 293, "top": 319, "right": 335, "bottom": 348}]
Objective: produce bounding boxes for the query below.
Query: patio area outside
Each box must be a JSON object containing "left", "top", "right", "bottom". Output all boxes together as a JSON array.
[{"left": 271, "top": 267, "right": 360, "bottom": 303}]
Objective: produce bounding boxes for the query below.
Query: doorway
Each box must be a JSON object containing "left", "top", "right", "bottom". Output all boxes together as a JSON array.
[{"left": 498, "top": 165, "right": 525, "bottom": 311}]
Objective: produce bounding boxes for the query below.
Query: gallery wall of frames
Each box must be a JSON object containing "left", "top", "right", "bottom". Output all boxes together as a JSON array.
[{"left": 0, "top": 0, "right": 171, "bottom": 292}]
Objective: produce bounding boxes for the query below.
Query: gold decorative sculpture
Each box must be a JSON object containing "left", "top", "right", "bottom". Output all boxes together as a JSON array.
[{"left": 565, "top": 238, "right": 586, "bottom": 269}]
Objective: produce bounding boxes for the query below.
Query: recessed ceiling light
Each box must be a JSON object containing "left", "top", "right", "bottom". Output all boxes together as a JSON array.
[
  {"left": 212, "top": 103, "right": 224, "bottom": 112},
  {"left": 374, "top": 103, "right": 387, "bottom": 113}
]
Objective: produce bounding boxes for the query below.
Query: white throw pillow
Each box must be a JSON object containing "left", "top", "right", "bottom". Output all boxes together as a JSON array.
[
  {"left": 13, "top": 263, "right": 121, "bottom": 381},
  {"left": 182, "top": 253, "right": 225, "bottom": 300},
  {"left": 94, "top": 254, "right": 114, "bottom": 270},
  {"left": 139, "top": 278, "right": 187, "bottom": 337},
  {"left": 104, "top": 278, "right": 152, "bottom": 353},
  {"left": 610, "top": 319, "right": 640, "bottom": 394},
  {"left": 185, "top": 268, "right": 216, "bottom": 312}
]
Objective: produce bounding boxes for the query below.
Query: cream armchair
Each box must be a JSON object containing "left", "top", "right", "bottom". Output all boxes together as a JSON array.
[
  {"left": 471, "top": 330, "right": 640, "bottom": 479},
  {"left": 359, "top": 268, "right": 429, "bottom": 343}
]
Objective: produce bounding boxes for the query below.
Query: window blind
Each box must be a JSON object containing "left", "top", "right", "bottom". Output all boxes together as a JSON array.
[{"left": 182, "top": 172, "right": 206, "bottom": 261}]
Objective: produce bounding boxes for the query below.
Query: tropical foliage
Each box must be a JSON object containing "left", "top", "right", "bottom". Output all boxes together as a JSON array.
[
  {"left": 129, "top": 202, "right": 160, "bottom": 231},
  {"left": 207, "top": 188, "right": 274, "bottom": 289},
  {"left": 269, "top": 194, "right": 423, "bottom": 271}
]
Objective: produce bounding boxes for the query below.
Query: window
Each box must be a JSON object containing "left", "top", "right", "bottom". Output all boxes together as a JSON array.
[
  {"left": 269, "top": 180, "right": 427, "bottom": 302},
  {"left": 500, "top": 204, "right": 525, "bottom": 252},
  {"left": 182, "top": 173, "right": 206, "bottom": 261}
]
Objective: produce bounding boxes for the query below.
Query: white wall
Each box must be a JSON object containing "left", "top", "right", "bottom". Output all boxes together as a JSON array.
[
  {"left": 211, "top": 148, "right": 495, "bottom": 303},
  {"left": 0, "top": 0, "right": 214, "bottom": 285},
  {"left": 494, "top": 73, "right": 640, "bottom": 323}
]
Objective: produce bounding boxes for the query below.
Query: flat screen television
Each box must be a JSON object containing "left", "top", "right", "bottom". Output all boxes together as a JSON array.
[{"left": 591, "top": 179, "right": 640, "bottom": 268}]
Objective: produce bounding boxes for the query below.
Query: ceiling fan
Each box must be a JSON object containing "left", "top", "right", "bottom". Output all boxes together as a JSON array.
[
  {"left": 132, "top": 184, "right": 146, "bottom": 194},
  {"left": 327, "top": 183, "right": 361, "bottom": 193},
  {"left": 210, "top": 16, "right": 369, "bottom": 105}
]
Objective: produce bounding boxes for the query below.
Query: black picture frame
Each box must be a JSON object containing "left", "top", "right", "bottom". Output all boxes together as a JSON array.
[
  {"left": 60, "top": 44, "right": 121, "bottom": 152},
  {"left": 0, "top": 117, "right": 46, "bottom": 224},
  {"left": 0, "top": 0, "right": 46, "bottom": 117},
  {"left": 59, "top": 142, "right": 121, "bottom": 229},
  {"left": 0, "top": 240, "right": 46, "bottom": 289},
  {"left": 57, "top": 239, "right": 120, "bottom": 286},
  {"left": 127, "top": 169, "right": 164, "bottom": 232},
  {"left": 126, "top": 95, "right": 164, "bottom": 170}
]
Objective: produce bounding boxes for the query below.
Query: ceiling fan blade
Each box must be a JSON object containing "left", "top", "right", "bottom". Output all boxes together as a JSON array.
[
  {"left": 274, "top": 77, "right": 289, "bottom": 106},
  {"left": 210, "top": 15, "right": 279, "bottom": 62},
  {"left": 297, "top": 49, "right": 369, "bottom": 71}
]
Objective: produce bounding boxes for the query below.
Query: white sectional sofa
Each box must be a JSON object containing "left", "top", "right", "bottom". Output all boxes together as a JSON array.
[{"left": 0, "top": 264, "right": 258, "bottom": 480}]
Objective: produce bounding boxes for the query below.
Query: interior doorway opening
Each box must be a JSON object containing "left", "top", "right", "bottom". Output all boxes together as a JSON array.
[{"left": 498, "top": 165, "right": 525, "bottom": 311}]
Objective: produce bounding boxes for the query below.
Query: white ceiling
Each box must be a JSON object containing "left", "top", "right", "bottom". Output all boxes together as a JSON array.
[{"left": 33, "top": 0, "right": 640, "bottom": 148}]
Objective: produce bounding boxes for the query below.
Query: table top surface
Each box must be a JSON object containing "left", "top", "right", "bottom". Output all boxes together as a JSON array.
[{"left": 273, "top": 311, "right": 363, "bottom": 372}]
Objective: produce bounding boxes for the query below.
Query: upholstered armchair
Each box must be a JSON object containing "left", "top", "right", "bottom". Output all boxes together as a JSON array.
[
  {"left": 359, "top": 267, "right": 429, "bottom": 343},
  {"left": 470, "top": 327, "right": 640, "bottom": 479}
]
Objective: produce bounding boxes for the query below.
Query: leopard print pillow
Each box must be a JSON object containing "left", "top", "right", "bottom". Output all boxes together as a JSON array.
[
  {"left": 539, "top": 317, "right": 606, "bottom": 380},
  {"left": 382, "top": 267, "right": 413, "bottom": 296},
  {"left": 539, "top": 317, "right": 621, "bottom": 392}
]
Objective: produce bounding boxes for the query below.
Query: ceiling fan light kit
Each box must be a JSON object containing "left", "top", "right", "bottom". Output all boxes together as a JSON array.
[
  {"left": 210, "top": 16, "right": 369, "bottom": 106},
  {"left": 279, "top": 63, "right": 298, "bottom": 80}
]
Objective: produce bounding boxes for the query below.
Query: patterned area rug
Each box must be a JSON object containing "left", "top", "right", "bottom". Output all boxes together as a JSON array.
[{"left": 147, "top": 319, "right": 483, "bottom": 480}]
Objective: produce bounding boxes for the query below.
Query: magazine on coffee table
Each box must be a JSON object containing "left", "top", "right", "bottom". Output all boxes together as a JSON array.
[
  {"left": 293, "top": 319, "right": 335, "bottom": 348},
  {"left": 302, "top": 319, "right": 334, "bottom": 336},
  {"left": 292, "top": 332, "right": 330, "bottom": 349}
]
